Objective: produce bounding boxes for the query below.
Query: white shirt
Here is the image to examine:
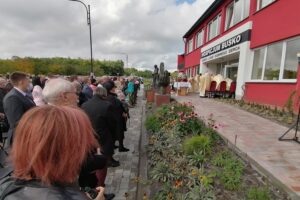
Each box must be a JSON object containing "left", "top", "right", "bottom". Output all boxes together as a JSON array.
[{"left": 14, "top": 87, "right": 26, "bottom": 96}]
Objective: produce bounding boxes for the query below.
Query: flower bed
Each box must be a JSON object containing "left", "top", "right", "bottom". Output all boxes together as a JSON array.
[
  {"left": 145, "top": 102, "right": 288, "bottom": 200},
  {"left": 215, "top": 99, "right": 296, "bottom": 127}
]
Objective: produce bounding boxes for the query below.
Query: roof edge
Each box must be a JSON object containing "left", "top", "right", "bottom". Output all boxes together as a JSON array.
[{"left": 183, "top": 0, "right": 223, "bottom": 38}]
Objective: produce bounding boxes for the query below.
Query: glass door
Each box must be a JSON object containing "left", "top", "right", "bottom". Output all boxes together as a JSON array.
[{"left": 225, "top": 63, "right": 238, "bottom": 81}]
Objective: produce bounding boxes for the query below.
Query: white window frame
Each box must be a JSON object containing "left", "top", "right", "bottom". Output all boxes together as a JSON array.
[
  {"left": 225, "top": 0, "right": 250, "bottom": 30},
  {"left": 207, "top": 14, "right": 221, "bottom": 41},
  {"left": 187, "top": 38, "right": 193, "bottom": 53},
  {"left": 249, "top": 37, "right": 299, "bottom": 83},
  {"left": 257, "top": 0, "right": 276, "bottom": 11},
  {"left": 196, "top": 29, "right": 204, "bottom": 48}
]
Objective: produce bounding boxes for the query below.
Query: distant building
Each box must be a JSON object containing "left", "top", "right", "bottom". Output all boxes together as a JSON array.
[{"left": 177, "top": 0, "right": 300, "bottom": 109}]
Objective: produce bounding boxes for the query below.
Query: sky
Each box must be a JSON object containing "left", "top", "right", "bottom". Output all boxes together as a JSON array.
[{"left": 0, "top": 0, "right": 214, "bottom": 71}]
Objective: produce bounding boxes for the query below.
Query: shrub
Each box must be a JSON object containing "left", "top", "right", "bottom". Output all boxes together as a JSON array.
[
  {"left": 246, "top": 187, "right": 271, "bottom": 200},
  {"left": 145, "top": 114, "right": 160, "bottom": 133},
  {"left": 183, "top": 135, "right": 211, "bottom": 155}
]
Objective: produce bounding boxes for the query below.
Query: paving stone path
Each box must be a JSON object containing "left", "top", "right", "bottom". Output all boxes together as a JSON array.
[
  {"left": 105, "top": 92, "right": 144, "bottom": 200},
  {"left": 174, "top": 94, "right": 300, "bottom": 200}
]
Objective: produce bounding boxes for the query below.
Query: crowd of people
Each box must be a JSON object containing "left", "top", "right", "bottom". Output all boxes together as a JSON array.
[{"left": 0, "top": 72, "right": 142, "bottom": 200}]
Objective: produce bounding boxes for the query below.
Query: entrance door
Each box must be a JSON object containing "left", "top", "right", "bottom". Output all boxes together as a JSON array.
[{"left": 225, "top": 63, "right": 238, "bottom": 81}]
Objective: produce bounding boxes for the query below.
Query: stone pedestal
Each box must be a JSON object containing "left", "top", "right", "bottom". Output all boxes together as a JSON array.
[
  {"left": 155, "top": 93, "right": 170, "bottom": 107},
  {"left": 146, "top": 90, "right": 155, "bottom": 103}
]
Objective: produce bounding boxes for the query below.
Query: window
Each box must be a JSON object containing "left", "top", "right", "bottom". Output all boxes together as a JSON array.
[
  {"left": 196, "top": 65, "right": 201, "bottom": 75},
  {"left": 225, "top": 0, "right": 250, "bottom": 30},
  {"left": 196, "top": 30, "right": 204, "bottom": 48},
  {"left": 264, "top": 43, "right": 282, "bottom": 80},
  {"left": 251, "top": 48, "right": 265, "bottom": 79},
  {"left": 251, "top": 37, "right": 299, "bottom": 81},
  {"left": 208, "top": 14, "right": 221, "bottom": 41},
  {"left": 187, "top": 39, "right": 193, "bottom": 53},
  {"left": 283, "top": 38, "right": 300, "bottom": 79},
  {"left": 257, "top": 0, "right": 275, "bottom": 10}
]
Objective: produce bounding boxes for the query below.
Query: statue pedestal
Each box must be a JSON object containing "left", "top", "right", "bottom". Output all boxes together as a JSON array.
[
  {"left": 146, "top": 89, "right": 155, "bottom": 103},
  {"left": 155, "top": 93, "right": 170, "bottom": 107}
]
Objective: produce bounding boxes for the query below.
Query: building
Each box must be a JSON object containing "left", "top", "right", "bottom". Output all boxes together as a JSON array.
[{"left": 177, "top": 0, "right": 300, "bottom": 109}]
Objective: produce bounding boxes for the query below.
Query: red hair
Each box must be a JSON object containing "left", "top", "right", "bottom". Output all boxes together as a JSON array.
[{"left": 11, "top": 106, "right": 98, "bottom": 185}]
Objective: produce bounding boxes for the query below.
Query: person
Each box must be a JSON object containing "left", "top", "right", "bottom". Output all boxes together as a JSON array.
[
  {"left": 82, "top": 87, "right": 117, "bottom": 167},
  {"left": 73, "top": 81, "right": 88, "bottom": 106},
  {"left": 0, "top": 106, "right": 105, "bottom": 200},
  {"left": 90, "top": 78, "right": 97, "bottom": 92},
  {"left": 42, "top": 78, "right": 78, "bottom": 107},
  {"left": 126, "top": 79, "right": 134, "bottom": 106},
  {"left": 32, "top": 85, "right": 46, "bottom": 106},
  {"left": 42, "top": 79, "right": 114, "bottom": 199},
  {"left": 0, "top": 78, "right": 7, "bottom": 117},
  {"left": 0, "top": 78, "right": 9, "bottom": 143},
  {"left": 3, "top": 72, "right": 36, "bottom": 145},
  {"left": 103, "top": 81, "right": 129, "bottom": 153},
  {"left": 117, "top": 92, "right": 130, "bottom": 132},
  {"left": 82, "top": 77, "right": 93, "bottom": 100}
]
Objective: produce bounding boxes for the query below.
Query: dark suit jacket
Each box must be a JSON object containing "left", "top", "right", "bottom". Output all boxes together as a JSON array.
[
  {"left": 0, "top": 88, "right": 6, "bottom": 113},
  {"left": 3, "top": 88, "right": 36, "bottom": 143},
  {"left": 81, "top": 95, "right": 115, "bottom": 156}
]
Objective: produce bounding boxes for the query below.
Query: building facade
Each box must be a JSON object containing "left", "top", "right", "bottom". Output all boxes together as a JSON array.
[{"left": 177, "top": 0, "right": 300, "bottom": 109}]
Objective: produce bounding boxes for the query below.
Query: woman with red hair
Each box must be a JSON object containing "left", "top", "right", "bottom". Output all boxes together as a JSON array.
[{"left": 0, "top": 106, "right": 105, "bottom": 200}]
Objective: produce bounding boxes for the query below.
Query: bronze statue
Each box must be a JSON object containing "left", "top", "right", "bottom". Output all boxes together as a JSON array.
[{"left": 152, "top": 65, "right": 159, "bottom": 89}]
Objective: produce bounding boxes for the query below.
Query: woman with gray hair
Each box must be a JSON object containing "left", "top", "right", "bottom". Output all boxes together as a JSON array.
[{"left": 42, "top": 78, "right": 78, "bottom": 107}]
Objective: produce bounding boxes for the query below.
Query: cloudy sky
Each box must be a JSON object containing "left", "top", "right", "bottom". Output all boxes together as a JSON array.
[{"left": 0, "top": 0, "right": 214, "bottom": 71}]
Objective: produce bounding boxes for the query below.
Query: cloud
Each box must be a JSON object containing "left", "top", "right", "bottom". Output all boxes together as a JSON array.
[{"left": 0, "top": 0, "right": 214, "bottom": 71}]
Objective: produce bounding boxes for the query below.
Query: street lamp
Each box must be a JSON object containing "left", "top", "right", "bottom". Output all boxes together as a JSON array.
[{"left": 69, "top": 0, "right": 94, "bottom": 77}]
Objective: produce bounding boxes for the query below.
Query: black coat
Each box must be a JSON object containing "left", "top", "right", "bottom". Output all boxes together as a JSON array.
[
  {"left": 106, "top": 93, "right": 126, "bottom": 141},
  {"left": 81, "top": 95, "right": 115, "bottom": 156},
  {"left": 0, "top": 88, "right": 6, "bottom": 113},
  {"left": 3, "top": 88, "right": 36, "bottom": 144},
  {"left": 0, "top": 178, "right": 89, "bottom": 200}
]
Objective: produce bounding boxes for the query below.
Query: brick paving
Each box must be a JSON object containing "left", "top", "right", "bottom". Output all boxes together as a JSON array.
[
  {"left": 105, "top": 92, "right": 143, "bottom": 200},
  {"left": 174, "top": 94, "right": 300, "bottom": 199}
]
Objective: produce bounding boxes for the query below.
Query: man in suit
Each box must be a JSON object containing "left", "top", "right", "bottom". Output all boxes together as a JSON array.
[{"left": 3, "top": 72, "right": 36, "bottom": 145}]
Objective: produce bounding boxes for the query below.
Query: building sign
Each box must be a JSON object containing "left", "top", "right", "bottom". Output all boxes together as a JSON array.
[
  {"left": 202, "top": 46, "right": 240, "bottom": 63},
  {"left": 201, "top": 30, "right": 251, "bottom": 59}
]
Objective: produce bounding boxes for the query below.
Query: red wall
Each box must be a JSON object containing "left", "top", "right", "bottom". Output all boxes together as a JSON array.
[
  {"left": 250, "top": 0, "right": 300, "bottom": 48},
  {"left": 244, "top": 83, "right": 297, "bottom": 108},
  {"left": 177, "top": 55, "right": 185, "bottom": 65},
  {"left": 185, "top": 48, "right": 201, "bottom": 68}
]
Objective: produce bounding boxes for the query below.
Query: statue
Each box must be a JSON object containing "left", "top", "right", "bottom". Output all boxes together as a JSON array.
[
  {"left": 152, "top": 65, "right": 159, "bottom": 89},
  {"left": 158, "top": 62, "right": 170, "bottom": 87}
]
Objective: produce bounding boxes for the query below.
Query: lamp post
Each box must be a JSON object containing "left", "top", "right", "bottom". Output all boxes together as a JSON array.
[{"left": 69, "top": 0, "right": 94, "bottom": 77}]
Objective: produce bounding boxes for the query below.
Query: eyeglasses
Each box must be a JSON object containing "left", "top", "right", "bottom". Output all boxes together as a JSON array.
[{"left": 64, "top": 91, "right": 79, "bottom": 96}]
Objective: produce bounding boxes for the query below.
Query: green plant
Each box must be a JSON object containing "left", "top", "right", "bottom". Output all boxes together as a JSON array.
[
  {"left": 199, "top": 172, "right": 216, "bottom": 188},
  {"left": 185, "top": 184, "right": 216, "bottom": 200},
  {"left": 150, "top": 162, "right": 176, "bottom": 182},
  {"left": 284, "top": 90, "right": 296, "bottom": 115},
  {"left": 212, "top": 151, "right": 232, "bottom": 167},
  {"left": 145, "top": 114, "right": 160, "bottom": 133},
  {"left": 220, "top": 158, "right": 244, "bottom": 191},
  {"left": 188, "top": 151, "right": 206, "bottom": 168},
  {"left": 246, "top": 187, "right": 271, "bottom": 200},
  {"left": 183, "top": 135, "right": 211, "bottom": 155}
]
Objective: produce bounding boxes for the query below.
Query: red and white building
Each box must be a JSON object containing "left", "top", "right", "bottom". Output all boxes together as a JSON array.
[{"left": 177, "top": 0, "right": 300, "bottom": 109}]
